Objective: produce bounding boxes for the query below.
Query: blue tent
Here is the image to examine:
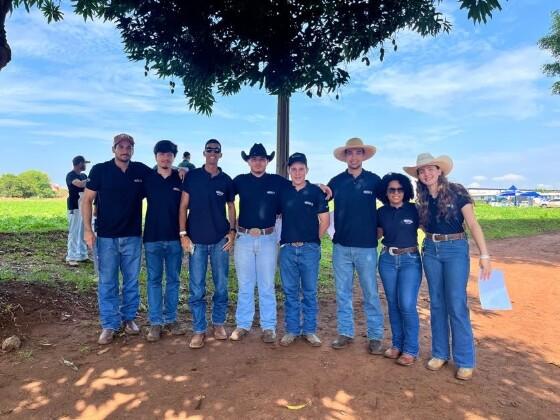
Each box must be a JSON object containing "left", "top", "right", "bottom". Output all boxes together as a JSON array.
[
  {"left": 497, "top": 185, "right": 520, "bottom": 205},
  {"left": 519, "top": 191, "right": 541, "bottom": 198}
]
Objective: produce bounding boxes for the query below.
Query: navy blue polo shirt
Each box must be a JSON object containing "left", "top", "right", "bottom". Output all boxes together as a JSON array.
[
  {"left": 182, "top": 166, "right": 235, "bottom": 245},
  {"left": 143, "top": 169, "right": 183, "bottom": 243},
  {"left": 377, "top": 202, "right": 419, "bottom": 248},
  {"left": 328, "top": 169, "right": 381, "bottom": 248},
  {"left": 86, "top": 160, "right": 151, "bottom": 238},
  {"left": 233, "top": 173, "right": 288, "bottom": 229},
  {"left": 66, "top": 171, "right": 87, "bottom": 210},
  {"left": 278, "top": 181, "right": 329, "bottom": 244},
  {"left": 426, "top": 193, "right": 471, "bottom": 234}
]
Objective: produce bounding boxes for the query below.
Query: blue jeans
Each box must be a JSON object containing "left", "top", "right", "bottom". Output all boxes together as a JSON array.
[
  {"left": 66, "top": 209, "right": 88, "bottom": 261},
  {"left": 332, "top": 244, "right": 384, "bottom": 340},
  {"left": 422, "top": 238, "right": 475, "bottom": 368},
  {"left": 96, "top": 236, "right": 142, "bottom": 330},
  {"left": 378, "top": 250, "right": 422, "bottom": 356},
  {"left": 145, "top": 240, "right": 183, "bottom": 325},
  {"left": 188, "top": 237, "right": 229, "bottom": 334},
  {"left": 234, "top": 232, "right": 278, "bottom": 331},
  {"left": 279, "top": 242, "right": 321, "bottom": 335}
]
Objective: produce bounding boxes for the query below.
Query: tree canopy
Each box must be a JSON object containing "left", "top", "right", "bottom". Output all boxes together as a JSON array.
[
  {"left": 0, "top": 170, "right": 55, "bottom": 198},
  {"left": 538, "top": 10, "right": 560, "bottom": 95}
]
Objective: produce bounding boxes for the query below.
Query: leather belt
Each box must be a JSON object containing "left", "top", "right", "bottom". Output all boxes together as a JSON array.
[
  {"left": 425, "top": 232, "right": 466, "bottom": 242},
  {"left": 382, "top": 246, "right": 419, "bottom": 256},
  {"left": 289, "top": 242, "right": 305, "bottom": 247},
  {"left": 238, "top": 226, "right": 275, "bottom": 236}
]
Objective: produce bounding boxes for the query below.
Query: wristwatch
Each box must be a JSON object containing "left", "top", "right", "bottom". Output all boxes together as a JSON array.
[
  {"left": 230, "top": 227, "right": 237, "bottom": 233},
  {"left": 179, "top": 230, "right": 187, "bottom": 237}
]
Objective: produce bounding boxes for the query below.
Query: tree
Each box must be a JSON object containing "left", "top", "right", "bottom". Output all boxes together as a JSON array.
[
  {"left": 0, "top": 170, "right": 55, "bottom": 198},
  {"left": 2, "top": 0, "right": 505, "bottom": 175},
  {"left": 539, "top": 10, "right": 560, "bottom": 95}
]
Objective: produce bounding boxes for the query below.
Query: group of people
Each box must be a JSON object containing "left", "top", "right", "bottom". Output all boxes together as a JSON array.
[{"left": 67, "top": 133, "right": 491, "bottom": 382}]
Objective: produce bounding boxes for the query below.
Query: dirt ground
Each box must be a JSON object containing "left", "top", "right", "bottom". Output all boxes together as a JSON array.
[{"left": 1, "top": 233, "right": 559, "bottom": 419}]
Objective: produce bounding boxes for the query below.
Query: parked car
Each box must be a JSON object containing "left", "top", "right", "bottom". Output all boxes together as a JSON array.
[{"left": 541, "top": 199, "right": 560, "bottom": 208}]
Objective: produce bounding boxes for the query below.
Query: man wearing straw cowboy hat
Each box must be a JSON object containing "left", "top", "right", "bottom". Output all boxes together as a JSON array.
[{"left": 327, "top": 137, "right": 385, "bottom": 354}]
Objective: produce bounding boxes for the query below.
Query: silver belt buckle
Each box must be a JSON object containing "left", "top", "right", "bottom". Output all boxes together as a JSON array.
[
  {"left": 388, "top": 247, "right": 399, "bottom": 256},
  {"left": 249, "top": 228, "right": 262, "bottom": 237},
  {"left": 431, "top": 234, "right": 441, "bottom": 243}
]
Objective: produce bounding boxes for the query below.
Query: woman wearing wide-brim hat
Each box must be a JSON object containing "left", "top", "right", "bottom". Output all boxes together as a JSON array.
[{"left": 403, "top": 153, "right": 491, "bottom": 381}]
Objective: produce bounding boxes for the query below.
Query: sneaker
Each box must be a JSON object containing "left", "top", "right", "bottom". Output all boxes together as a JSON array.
[
  {"left": 456, "top": 367, "right": 474, "bottom": 381},
  {"left": 368, "top": 339, "right": 384, "bottom": 355},
  {"left": 124, "top": 320, "right": 140, "bottom": 335},
  {"left": 229, "top": 327, "right": 249, "bottom": 341},
  {"left": 384, "top": 347, "right": 401, "bottom": 359},
  {"left": 262, "top": 329, "right": 277, "bottom": 343},
  {"left": 427, "top": 357, "right": 448, "bottom": 371},
  {"left": 165, "top": 322, "right": 187, "bottom": 335},
  {"left": 98, "top": 329, "right": 114, "bottom": 345},
  {"left": 67, "top": 260, "right": 79, "bottom": 267},
  {"left": 214, "top": 325, "right": 227, "bottom": 340},
  {"left": 331, "top": 335, "right": 353, "bottom": 349},
  {"left": 396, "top": 353, "right": 416, "bottom": 366},
  {"left": 304, "top": 333, "right": 322, "bottom": 347},
  {"left": 189, "top": 333, "right": 206, "bottom": 349},
  {"left": 280, "top": 333, "right": 298, "bottom": 347},
  {"left": 146, "top": 325, "right": 162, "bottom": 342}
]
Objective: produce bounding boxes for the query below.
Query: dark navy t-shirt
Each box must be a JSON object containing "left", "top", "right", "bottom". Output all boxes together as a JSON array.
[
  {"left": 143, "top": 169, "right": 183, "bottom": 243},
  {"left": 233, "top": 173, "right": 288, "bottom": 229},
  {"left": 377, "top": 202, "right": 419, "bottom": 248},
  {"left": 328, "top": 169, "right": 381, "bottom": 248},
  {"left": 278, "top": 181, "right": 329, "bottom": 244},
  {"left": 182, "top": 166, "right": 235, "bottom": 245},
  {"left": 425, "top": 193, "right": 471, "bottom": 234},
  {"left": 66, "top": 171, "right": 87, "bottom": 210},
  {"left": 86, "top": 160, "right": 151, "bottom": 238}
]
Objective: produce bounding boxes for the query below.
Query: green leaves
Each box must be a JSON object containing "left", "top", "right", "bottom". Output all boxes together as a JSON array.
[
  {"left": 458, "top": 0, "right": 504, "bottom": 24},
  {"left": 538, "top": 10, "right": 560, "bottom": 95}
]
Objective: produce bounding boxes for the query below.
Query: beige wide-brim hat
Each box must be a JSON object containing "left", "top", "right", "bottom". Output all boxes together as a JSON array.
[
  {"left": 403, "top": 153, "right": 453, "bottom": 178},
  {"left": 333, "top": 137, "right": 377, "bottom": 162}
]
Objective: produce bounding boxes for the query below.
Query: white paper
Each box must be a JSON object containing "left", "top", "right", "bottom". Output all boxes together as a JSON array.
[
  {"left": 478, "top": 269, "right": 512, "bottom": 310},
  {"left": 327, "top": 211, "right": 335, "bottom": 240}
]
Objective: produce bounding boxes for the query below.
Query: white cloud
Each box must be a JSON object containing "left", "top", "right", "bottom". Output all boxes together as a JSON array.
[
  {"left": 492, "top": 173, "right": 525, "bottom": 182},
  {"left": 473, "top": 175, "right": 487, "bottom": 181},
  {"left": 0, "top": 118, "right": 40, "bottom": 127},
  {"left": 362, "top": 46, "right": 548, "bottom": 119},
  {"left": 468, "top": 182, "right": 481, "bottom": 188}
]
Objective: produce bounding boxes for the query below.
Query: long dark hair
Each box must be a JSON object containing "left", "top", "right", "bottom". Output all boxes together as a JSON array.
[{"left": 416, "top": 174, "right": 473, "bottom": 227}]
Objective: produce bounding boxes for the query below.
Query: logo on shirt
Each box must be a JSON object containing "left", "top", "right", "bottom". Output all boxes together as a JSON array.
[
  {"left": 402, "top": 219, "right": 414, "bottom": 225},
  {"left": 172, "top": 187, "right": 181, "bottom": 192},
  {"left": 133, "top": 179, "right": 143, "bottom": 183},
  {"left": 363, "top": 190, "right": 373, "bottom": 195},
  {"left": 304, "top": 201, "right": 314, "bottom": 207},
  {"left": 216, "top": 190, "right": 224, "bottom": 196},
  {"left": 446, "top": 204, "right": 455, "bottom": 209},
  {"left": 266, "top": 190, "right": 276, "bottom": 195}
]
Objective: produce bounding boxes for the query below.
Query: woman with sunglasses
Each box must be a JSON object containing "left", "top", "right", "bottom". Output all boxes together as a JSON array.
[
  {"left": 376, "top": 173, "right": 422, "bottom": 366},
  {"left": 404, "top": 153, "right": 491, "bottom": 381}
]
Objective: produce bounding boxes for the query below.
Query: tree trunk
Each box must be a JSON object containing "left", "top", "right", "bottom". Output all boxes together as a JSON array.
[
  {"left": 0, "top": 0, "right": 12, "bottom": 72},
  {"left": 276, "top": 94, "right": 289, "bottom": 178}
]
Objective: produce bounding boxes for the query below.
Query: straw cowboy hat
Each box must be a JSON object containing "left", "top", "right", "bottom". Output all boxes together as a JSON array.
[
  {"left": 403, "top": 153, "right": 453, "bottom": 178},
  {"left": 333, "top": 137, "right": 377, "bottom": 162}
]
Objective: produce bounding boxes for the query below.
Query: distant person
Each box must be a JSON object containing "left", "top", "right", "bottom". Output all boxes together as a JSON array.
[
  {"left": 277, "top": 153, "right": 330, "bottom": 347},
  {"left": 177, "top": 151, "right": 196, "bottom": 171},
  {"left": 376, "top": 173, "right": 422, "bottom": 366},
  {"left": 66, "top": 155, "right": 90, "bottom": 267},
  {"left": 179, "top": 139, "right": 236, "bottom": 349},
  {"left": 82, "top": 133, "right": 152, "bottom": 345},
  {"left": 144, "top": 140, "right": 187, "bottom": 342},
  {"left": 403, "top": 153, "right": 491, "bottom": 381},
  {"left": 327, "top": 137, "right": 385, "bottom": 354}
]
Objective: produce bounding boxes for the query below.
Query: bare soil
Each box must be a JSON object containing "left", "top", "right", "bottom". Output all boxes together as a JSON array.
[{"left": 1, "top": 232, "right": 559, "bottom": 419}]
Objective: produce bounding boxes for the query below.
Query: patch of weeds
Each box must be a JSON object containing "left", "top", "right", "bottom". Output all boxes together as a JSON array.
[{"left": 17, "top": 349, "right": 33, "bottom": 361}]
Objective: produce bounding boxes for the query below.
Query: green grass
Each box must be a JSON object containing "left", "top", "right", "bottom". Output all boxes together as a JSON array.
[{"left": 0, "top": 198, "right": 67, "bottom": 232}]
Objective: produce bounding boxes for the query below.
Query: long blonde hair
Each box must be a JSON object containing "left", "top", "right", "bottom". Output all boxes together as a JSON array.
[{"left": 416, "top": 174, "right": 473, "bottom": 227}]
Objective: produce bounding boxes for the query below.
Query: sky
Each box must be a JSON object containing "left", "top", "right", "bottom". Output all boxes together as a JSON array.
[{"left": 0, "top": 1, "right": 559, "bottom": 190}]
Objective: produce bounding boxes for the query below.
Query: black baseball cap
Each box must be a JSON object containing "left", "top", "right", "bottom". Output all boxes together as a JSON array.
[
  {"left": 72, "top": 155, "right": 90, "bottom": 166},
  {"left": 287, "top": 152, "right": 307, "bottom": 166}
]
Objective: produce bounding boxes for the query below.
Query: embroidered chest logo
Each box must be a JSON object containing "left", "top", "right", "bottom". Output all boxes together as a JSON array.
[
  {"left": 446, "top": 204, "right": 455, "bottom": 209},
  {"left": 304, "top": 201, "right": 314, "bottom": 207},
  {"left": 172, "top": 187, "right": 181, "bottom": 192},
  {"left": 266, "top": 190, "right": 276, "bottom": 195},
  {"left": 133, "top": 179, "right": 143, "bottom": 183},
  {"left": 362, "top": 190, "right": 373, "bottom": 195},
  {"left": 216, "top": 190, "right": 224, "bottom": 196},
  {"left": 402, "top": 218, "right": 414, "bottom": 225}
]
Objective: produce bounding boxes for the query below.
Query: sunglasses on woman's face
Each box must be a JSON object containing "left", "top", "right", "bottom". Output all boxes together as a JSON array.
[
  {"left": 205, "top": 147, "right": 221, "bottom": 154},
  {"left": 387, "top": 188, "right": 404, "bottom": 194}
]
